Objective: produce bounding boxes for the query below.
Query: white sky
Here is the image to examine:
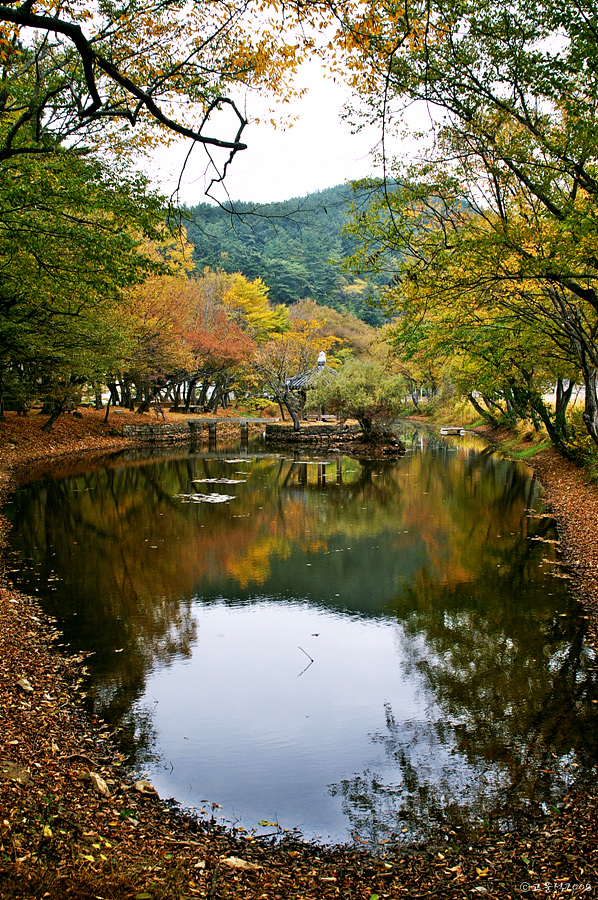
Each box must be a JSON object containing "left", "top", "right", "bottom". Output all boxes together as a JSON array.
[{"left": 144, "top": 61, "right": 408, "bottom": 207}]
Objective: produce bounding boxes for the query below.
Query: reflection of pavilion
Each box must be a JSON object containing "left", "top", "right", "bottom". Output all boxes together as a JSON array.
[
  {"left": 283, "top": 457, "right": 344, "bottom": 488},
  {"left": 278, "top": 455, "right": 395, "bottom": 493}
]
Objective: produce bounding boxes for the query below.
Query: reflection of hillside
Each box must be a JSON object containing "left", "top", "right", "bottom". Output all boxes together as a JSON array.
[
  {"left": 8, "top": 447, "right": 551, "bottom": 654},
  {"left": 10, "top": 443, "right": 544, "bottom": 608},
  {"left": 7, "top": 443, "right": 565, "bottom": 769}
]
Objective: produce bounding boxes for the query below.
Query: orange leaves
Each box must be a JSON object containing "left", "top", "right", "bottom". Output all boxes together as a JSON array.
[
  {"left": 186, "top": 305, "right": 257, "bottom": 374},
  {"left": 122, "top": 272, "right": 198, "bottom": 378}
]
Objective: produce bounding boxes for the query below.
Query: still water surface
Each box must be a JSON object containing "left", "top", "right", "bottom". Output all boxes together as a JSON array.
[{"left": 6, "top": 429, "right": 598, "bottom": 844}]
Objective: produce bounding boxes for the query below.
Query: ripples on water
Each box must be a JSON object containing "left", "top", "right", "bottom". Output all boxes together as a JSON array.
[{"left": 6, "top": 427, "right": 598, "bottom": 845}]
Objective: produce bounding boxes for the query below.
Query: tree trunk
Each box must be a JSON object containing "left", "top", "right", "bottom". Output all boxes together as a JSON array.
[
  {"left": 287, "top": 404, "right": 300, "bottom": 431},
  {"left": 582, "top": 367, "right": 598, "bottom": 449},
  {"left": 357, "top": 414, "right": 373, "bottom": 439},
  {"left": 183, "top": 378, "right": 198, "bottom": 412},
  {"left": 208, "top": 383, "right": 222, "bottom": 413},
  {"left": 547, "top": 285, "right": 598, "bottom": 449},
  {"left": 136, "top": 382, "right": 162, "bottom": 414},
  {"left": 120, "top": 379, "right": 132, "bottom": 409},
  {"left": 555, "top": 378, "right": 574, "bottom": 442},
  {"left": 527, "top": 391, "right": 571, "bottom": 454},
  {"left": 172, "top": 384, "right": 181, "bottom": 411},
  {"left": 108, "top": 382, "right": 120, "bottom": 406},
  {"left": 42, "top": 400, "right": 65, "bottom": 432},
  {"left": 282, "top": 393, "right": 300, "bottom": 431},
  {"left": 198, "top": 379, "right": 209, "bottom": 409},
  {"left": 103, "top": 392, "right": 112, "bottom": 424},
  {"left": 467, "top": 392, "right": 499, "bottom": 426}
]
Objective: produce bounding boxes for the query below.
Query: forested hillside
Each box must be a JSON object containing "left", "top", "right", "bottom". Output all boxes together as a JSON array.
[{"left": 185, "top": 184, "right": 386, "bottom": 325}]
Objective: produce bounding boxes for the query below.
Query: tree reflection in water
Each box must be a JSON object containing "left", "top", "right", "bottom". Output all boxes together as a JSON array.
[
  {"left": 330, "top": 590, "right": 597, "bottom": 844},
  {"left": 5, "top": 429, "right": 598, "bottom": 841}
]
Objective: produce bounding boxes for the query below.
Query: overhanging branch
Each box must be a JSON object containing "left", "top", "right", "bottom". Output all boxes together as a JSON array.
[{"left": 0, "top": 4, "right": 248, "bottom": 151}]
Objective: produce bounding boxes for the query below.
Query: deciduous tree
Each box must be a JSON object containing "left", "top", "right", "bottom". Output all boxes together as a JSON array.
[
  {"left": 338, "top": 0, "right": 598, "bottom": 449},
  {"left": 254, "top": 317, "right": 339, "bottom": 429},
  {"left": 309, "top": 357, "right": 405, "bottom": 438},
  {"left": 0, "top": 150, "right": 164, "bottom": 419}
]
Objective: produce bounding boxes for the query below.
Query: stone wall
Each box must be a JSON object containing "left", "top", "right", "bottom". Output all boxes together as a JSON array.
[
  {"left": 122, "top": 422, "right": 191, "bottom": 442},
  {"left": 121, "top": 420, "right": 264, "bottom": 443},
  {"left": 265, "top": 423, "right": 362, "bottom": 446}
]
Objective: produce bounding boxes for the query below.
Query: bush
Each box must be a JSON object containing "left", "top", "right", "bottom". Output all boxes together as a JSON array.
[{"left": 308, "top": 358, "right": 405, "bottom": 438}]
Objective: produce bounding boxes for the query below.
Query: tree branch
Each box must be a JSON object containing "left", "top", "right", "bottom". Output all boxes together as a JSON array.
[{"left": 0, "top": 4, "right": 248, "bottom": 151}]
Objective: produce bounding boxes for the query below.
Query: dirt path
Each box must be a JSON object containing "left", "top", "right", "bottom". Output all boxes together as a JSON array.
[{"left": 0, "top": 411, "right": 597, "bottom": 899}]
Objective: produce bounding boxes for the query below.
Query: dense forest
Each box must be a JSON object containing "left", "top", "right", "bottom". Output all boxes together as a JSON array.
[
  {"left": 185, "top": 185, "right": 387, "bottom": 325},
  {"left": 3, "top": 0, "right": 598, "bottom": 460}
]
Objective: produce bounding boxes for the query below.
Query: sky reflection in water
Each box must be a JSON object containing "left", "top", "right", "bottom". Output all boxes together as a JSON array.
[{"left": 6, "top": 429, "right": 598, "bottom": 844}]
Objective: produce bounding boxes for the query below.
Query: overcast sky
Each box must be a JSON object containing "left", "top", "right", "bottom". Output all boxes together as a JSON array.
[{"left": 144, "top": 61, "right": 402, "bottom": 207}]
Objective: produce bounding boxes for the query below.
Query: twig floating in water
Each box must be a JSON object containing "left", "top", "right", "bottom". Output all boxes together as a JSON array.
[{"left": 297, "top": 645, "right": 314, "bottom": 677}]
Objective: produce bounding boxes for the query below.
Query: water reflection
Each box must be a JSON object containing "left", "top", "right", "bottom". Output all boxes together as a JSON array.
[{"left": 6, "top": 429, "right": 598, "bottom": 843}]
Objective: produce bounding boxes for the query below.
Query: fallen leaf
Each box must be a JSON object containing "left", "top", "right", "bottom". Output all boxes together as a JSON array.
[
  {"left": 134, "top": 779, "right": 157, "bottom": 795},
  {"left": 89, "top": 772, "right": 110, "bottom": 797},
  {"left": 221, "top": 856, "right": 262, "bottom": 871}
]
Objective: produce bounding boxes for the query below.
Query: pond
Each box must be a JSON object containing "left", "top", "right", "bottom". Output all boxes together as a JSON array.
[{"left": 5, "top": 427, "right": 598, "bottom": 846}]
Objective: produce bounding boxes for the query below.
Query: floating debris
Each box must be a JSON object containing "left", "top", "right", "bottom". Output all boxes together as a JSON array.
[
  {"left": 175, "top": 492, "right": 235, "bottom": 504},
  {"left": 192, "top": 478, "right": 246, "bottom": 485}
]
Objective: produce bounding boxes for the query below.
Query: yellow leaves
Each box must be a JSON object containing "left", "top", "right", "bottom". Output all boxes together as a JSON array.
[
  {"left": 2, "top": 0, "right": 344, "bottom": 156},
  {"left": 222, "top": 274, "right": 289, "bottom": 342},
  {"left": 225, "top": 533, "right": 291, "bottom": 589}
]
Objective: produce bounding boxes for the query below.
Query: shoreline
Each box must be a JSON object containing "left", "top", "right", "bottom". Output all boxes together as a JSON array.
[
  {"left": 472, "top": 423, "right": 598, "bottom": 653},
  {"left": 1, "top": 410, "right": 597, "bottom": 898}
]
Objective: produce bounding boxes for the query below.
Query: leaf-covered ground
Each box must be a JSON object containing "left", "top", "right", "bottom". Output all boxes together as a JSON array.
[{"left": 0, "top": 411, "right": 597, "bottom": 899}]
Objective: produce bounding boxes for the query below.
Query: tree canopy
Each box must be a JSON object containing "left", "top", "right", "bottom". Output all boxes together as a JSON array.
[
  {"left": 0, "top": 0, "right": 328, "bottom": 168},
  {"left": 0, "top": 148, "right": 165, "bottom": 416},
  {"left": 338, "top": 0, "right": 598, "bottom": 450}
]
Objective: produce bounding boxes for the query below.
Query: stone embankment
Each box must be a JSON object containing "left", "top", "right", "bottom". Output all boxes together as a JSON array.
[
  {"left": 265, "top": 422, "right": 406, "bottom": 455},
  {"left": 265, "top": 422, "right": 361, "bottom": 446},
  {"left": 121, "top": 418, "right": 265, "bottom": 443}
]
